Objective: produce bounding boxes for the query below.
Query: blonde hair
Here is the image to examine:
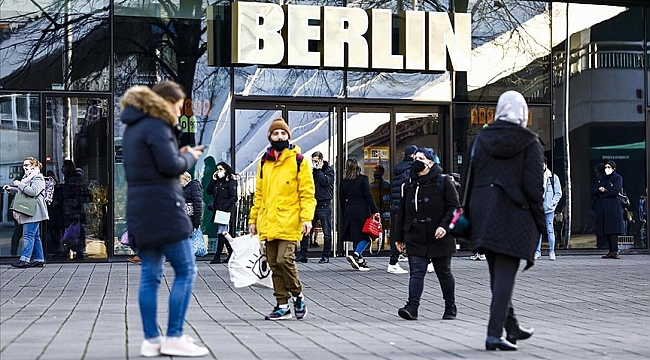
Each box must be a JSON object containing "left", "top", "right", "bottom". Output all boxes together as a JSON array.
[
  {"left": 180, "top": 171, "right": 192, "bottom": 184},
  {"left": 24, "top": 157, "right": 42, "bottom": 169}
]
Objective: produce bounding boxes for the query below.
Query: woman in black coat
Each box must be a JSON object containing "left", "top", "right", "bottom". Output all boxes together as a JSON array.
[
  {"left": 467, "top": 91, "right": 543, "bottom": 351},
  {"left": 393, "top": 148, "right": 460, "bottom": 321},
  {"left": 207, "top": 162, "right": 238, "bottom": 264},
  {"left": 181, "top": 172, "right": 203, "bottom": 230},
  {"left": 592, "top": 160, "right": 625, "bottom": 259},
  {"left": 339, "top": 158, "right": 379, "bottom": 271}
]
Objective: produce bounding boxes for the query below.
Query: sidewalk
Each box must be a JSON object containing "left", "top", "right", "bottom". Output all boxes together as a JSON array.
[{"left": 1, "top": 255, "right": 649, "bottom": 360}]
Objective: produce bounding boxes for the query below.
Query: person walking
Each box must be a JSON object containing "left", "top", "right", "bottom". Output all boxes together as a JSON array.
[
  {"left": 339, "top": 158, "right": 380, "bottom": 271},
  {"left": 592, "top": 160, "right": 625, "bottom": 259},
  {"left": 4, "top": 157, "right": 49, "bottom": 268},
  {"left": 296, "top": 151, "right": 335, "bottom": 264},
  {"left": 393, "top": 148, "right": 460, "bottom": 321},
  {"left": 181, "top": 171, "right": 204, "bottom": 257},
  {"left": 120, "top": 81, "right": 209, "bottom": 357},
  {"left": 248, "top": 118, "right": 316, "bottom": 320},
  {"left": 467, "top": 91, "right": 542, "bottom": 351},
  {"left": 535, "top": 157, "right": 562, "bottom": 261},
  {"left": 207, "top": 162, "right": 237, "bottom": 264},
  {"left": 388, "top": 145, "right": 417, "bottom": 274}
]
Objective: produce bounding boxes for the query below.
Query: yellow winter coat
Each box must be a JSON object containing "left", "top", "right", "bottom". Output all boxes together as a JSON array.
[{"left": 249, "top": 144, "right": 316, "bottom": 242}]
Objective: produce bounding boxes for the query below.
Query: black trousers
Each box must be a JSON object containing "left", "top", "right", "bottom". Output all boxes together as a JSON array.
[
  {"left": 485, "top": 250, "right": 521, "bottom": 337},
  {"left": 605, "top": 234, "right": 619, "bottom": 253},
  {"left": 299, "top": 202, "right": 332, "bottom": 258},
  {"left": 407, "top": 255, "right": 455, "bottom": 307}
]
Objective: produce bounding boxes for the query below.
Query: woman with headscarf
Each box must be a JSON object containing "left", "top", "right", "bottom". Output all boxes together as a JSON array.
[
  {"left": 393, "top": 148, "right": 460, "bottom": 321},
  {"left": 592, "top": 160, "right": 625, "bottom": 259},
  {"left": 3, "top": 157, "right": 49, "bottom": 268},
  {"left": 466, "top": 91, "right": 544, "bottom": 351},
  {"left": 207, "top": 162, "right": 237, "bottom": 264}
]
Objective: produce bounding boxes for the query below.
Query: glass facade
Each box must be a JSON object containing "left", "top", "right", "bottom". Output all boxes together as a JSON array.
[{"left": 1, "top": 0, "right": 648, "bottom": 261}]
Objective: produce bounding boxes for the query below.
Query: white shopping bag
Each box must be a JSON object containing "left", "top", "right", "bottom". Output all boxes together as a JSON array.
[{"left": 224, "top": 233, "right": 273, "bottom": 289}]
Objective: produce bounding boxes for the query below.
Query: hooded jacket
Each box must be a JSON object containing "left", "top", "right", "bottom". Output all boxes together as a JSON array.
[
  {"left": 467, "top": 121, "right": 544, "bottom": 268},
  {"left": 119, "top": 85, "right": 196, "bottom": 249},
  {"left": 390, "top": 156, "right": 414, "bottom": 214},
  {"left": 249, "top": 144, "right": 316, "bottom": 242},
  {"left": 543, "top": 168, "right": 562, "bottom": 214}
]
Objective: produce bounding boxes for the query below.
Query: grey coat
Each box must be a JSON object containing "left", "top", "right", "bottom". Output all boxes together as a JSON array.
[{"left": 8, "top": 172, "right": 50, "bottom": 224}]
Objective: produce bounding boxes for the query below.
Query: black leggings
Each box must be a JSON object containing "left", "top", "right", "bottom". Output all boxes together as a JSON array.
[{"left": 485, "top": 250, "right": 522, "bottom": 337}]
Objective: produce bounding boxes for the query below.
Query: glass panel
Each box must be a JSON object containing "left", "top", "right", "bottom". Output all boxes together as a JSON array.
[
  {"left": 234, "top": 67, "right": 345, "bottom": 98},
  {"left": 0, "top": 93, "right": 40, "bottom": 257},
  {"left": 45, "top": 96, "right": 109, "bottom": 261},
  {"left": 552, "top": 4, "right": 645, "bottom": 250},
  {"left": 454, "top": 0, "right": 550, "bottom": 103},
  {"left": 343, "top": 110, "right": 391, "bottom": 253},
  {"left": 0, "top": 0, "right": 110, "bottom": 91}
]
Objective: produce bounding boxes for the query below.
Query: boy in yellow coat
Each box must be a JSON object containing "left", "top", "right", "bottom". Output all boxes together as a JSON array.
[{"left": 249, "top": 118, "right": 316, "bottom": 320}]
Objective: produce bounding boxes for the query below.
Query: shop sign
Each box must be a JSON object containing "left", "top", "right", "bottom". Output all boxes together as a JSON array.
[{"left": 231, "top": 3, "right": 471, "bottom": 72}]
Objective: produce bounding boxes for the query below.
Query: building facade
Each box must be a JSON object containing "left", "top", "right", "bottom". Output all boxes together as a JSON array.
[{"left": 0, "top": 0, "right": 648, "bottom": 262}]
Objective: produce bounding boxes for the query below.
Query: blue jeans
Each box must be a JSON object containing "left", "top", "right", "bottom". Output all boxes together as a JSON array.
[
  {"left": 536, "top": 212, "right": 555, "bottom": 253},
  {"left": 355, "top": 240, "right": 370, "bottom": 257},
  {"left": 20, "top": 222, "right": 44, "bottom": 263},
  {"left": 139, "top": 238, "right": 196, "bottom": 339}
]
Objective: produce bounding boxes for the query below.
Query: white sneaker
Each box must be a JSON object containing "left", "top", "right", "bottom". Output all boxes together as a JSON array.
[
  {"left": 478, "top": 254, "right": 486, "bottom": 261},
  {"left": 387, "top": 263, "right": 408, "bottom": 274},
  {"left": 549, "top": 252, "right": 556, "bottom": 261},
  {"left": 140, "top": 338, "right": 161, "bottom": 357},
  {"left": 398, "top": 254, "right": 408, "bottom": 262},
  {"left": 427, "top": 263, "right": 435, "bottom": 273},
  {"left": 469, "top": 253, "right": 483, "bottom": 261},
  {"left": 534, "top": 251, "right": 542, "bottom": 260},
  {"left": 160, "top": 335, "right": 209, "bottom": 357}
]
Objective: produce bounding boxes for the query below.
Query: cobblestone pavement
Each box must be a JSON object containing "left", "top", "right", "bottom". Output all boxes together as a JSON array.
[{"left": 1, "top": 255, "right": 649, "bottom": 360}]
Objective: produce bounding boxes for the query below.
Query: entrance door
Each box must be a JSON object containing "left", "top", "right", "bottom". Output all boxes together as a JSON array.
[{"left": 45, "top": 95, "right": 110, "bottom": 261}]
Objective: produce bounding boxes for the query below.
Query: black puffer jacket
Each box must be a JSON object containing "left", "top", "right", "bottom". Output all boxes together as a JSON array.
[
  {"left": 183, "top": 179, "right": 202, "bottom": 229},
  {"left": 393, "top": 165, "right": 460, "bottom": 258},
  {"left": 390, "top": 157, "right": 414, "bottom": 213},
  {"left": 467, "top": 122, "right": 544, "bottom": 268},
  {"left": 313, "top": 161, "right": 334, "bottom": 202},
  {"left": 206, "top": 176, "right": 237, "bottom": 226},
  {"left": 120, "top": 86, "right": 196, "bottom": 249}
]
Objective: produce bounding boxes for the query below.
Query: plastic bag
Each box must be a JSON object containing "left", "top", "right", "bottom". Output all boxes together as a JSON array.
[
  {"left": 60, "top": 221, "right": 83, "bottom": 247},
  {"left": 192, "top": 227, "right": 207, "bottom": 256},
  {"left": 225, "top": 233, "right": 273, "bottom": 289}
]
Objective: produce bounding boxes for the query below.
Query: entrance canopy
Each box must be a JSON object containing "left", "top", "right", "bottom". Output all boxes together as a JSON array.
[{"left": 588, "top": 141, "right": 646, "bottom": 161}]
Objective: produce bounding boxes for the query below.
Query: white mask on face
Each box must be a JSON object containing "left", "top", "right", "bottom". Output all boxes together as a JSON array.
[
  {"left": 605, "top": 168, "right": 613, "bottom": 176},
  {"left": 217, "top": 171, "right": 225, "bottom": 179}
]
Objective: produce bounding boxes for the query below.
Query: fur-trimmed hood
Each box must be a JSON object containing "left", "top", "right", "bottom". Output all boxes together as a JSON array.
[{"left": 119, "top": 85, "right": 178, "bottom": 127}]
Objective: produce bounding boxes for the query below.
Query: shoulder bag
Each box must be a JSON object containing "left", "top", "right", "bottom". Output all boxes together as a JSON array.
[
  {"left": 449, "top": 136, "right": 479, "bottom": 239},
  {"left": 10, "top": 192, "right": 38, "bottom": 217}
]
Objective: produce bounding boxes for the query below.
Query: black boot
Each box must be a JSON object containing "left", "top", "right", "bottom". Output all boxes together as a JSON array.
[
  {"left": 398, "top": 302, "right": 418, "bottom": 320},
  {"left": 506, "top": 326, "right": 534, "bottom": 344},
  {"left": 442, "top": 302, "right": 457, "bottom": 320}
]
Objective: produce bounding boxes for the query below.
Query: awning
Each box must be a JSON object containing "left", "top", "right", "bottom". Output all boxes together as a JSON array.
[{"left": 588, "top": 141, "right": 646, "bottom": 161}]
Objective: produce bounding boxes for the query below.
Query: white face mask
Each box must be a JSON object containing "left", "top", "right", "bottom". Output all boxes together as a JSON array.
[
  {"left": 605, "top": 168, "right": 613, "bottom": 176},
  {"left": 217, "top": 171, "right": 225, "bottom": 178}
]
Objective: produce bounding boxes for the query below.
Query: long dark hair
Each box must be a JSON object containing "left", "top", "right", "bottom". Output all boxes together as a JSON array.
[
  {"left": 152, "top": 81, "right": 186, "bottom": 103},
  {"left": 216, "top": 162, "right": 235, "bottom": 181},
  {"left": 343, "top": 158, "right": 361, "bottom": 180}
]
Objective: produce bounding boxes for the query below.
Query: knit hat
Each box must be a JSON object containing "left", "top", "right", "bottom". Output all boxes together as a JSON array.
[
  {"left": 404, "top": 145, "right": 418, "bottom": 156},
  {"left": 267, "top": 118, "right": 291, "bottom": 140}
]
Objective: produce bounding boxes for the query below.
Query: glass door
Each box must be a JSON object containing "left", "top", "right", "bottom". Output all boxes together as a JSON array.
[{"left": 45, "top": 95, "right": 110, "bottom": 261}]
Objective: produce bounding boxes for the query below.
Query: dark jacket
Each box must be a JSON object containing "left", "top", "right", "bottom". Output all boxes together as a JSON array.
[
  {"left": 183, "top": 179, "right": 203, "bottom": 229},
  {"left": 467, "top": 122, "right": 544, "bottom": 268},
  {"left": 339, "top": 174, "right": 379, "bottom": 244},
  {"left": 206, "top": 176, "right": 238, "bottom": 228},
  {"left": 313, "top": 161, "right": 334, "bottom": 203},
  {"left": 391, "top": 157, "right": 414, "bottom": 214},
  {"left": 120, "top": 85, "right": 196, "bottom": 250},
  {"left": 591, "top": 171, "right": 625, "bottom": 236},
  {"left": 393, "top": 166, "right": 460, "bottom": 258}
]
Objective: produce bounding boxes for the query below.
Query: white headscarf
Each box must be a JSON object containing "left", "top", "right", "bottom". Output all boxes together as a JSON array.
[{"left": 494, "top": 90, "right": 529, "bottom": 128}]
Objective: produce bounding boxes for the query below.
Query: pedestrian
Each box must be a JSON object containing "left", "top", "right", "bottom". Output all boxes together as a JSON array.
[
  {"left": 181, "top": 171, "right": 204, "bottom": 256},
  {"left": 388, "top": 145, "right": 417, "bottom": 274},
  {"left": 339, "top": 158, "right": 380, "bottom": 271},
  {"left": 535, "top": 156, "right": 562, "bottom": 261},
  {"left": 248, "top": 118, "right": 316, "bottom": 320},
  {"left": 467, "top": 90, "right": 542, "bottom": 351},
  {"left": 296, "top": 151, "right": 335, "bottom": 264},
  {"left": 393, "top": 147, "right": 460, "bottom": 321},
  {"left": 592, "top": 160, "right": 625, "bottom": 259},
  {"left": 207, "top": 162, "right": 237, "bottom": 264},
  {"left": 4, "top": 157, "right": 49, "bottom": 268},
  {"left": 120, "top": 81, "right": 209, "bottom": 357},
  {"left": 639, "top": 188, "right": 648, "bottom": 248}
]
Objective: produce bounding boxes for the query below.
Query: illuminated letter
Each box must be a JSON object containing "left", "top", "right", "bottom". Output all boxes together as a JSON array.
[
  {"left": 427, "top": 13, "right": 471, "bottom": 71},
  {"left": 401, "top": 11, "right": 426, "bottom": 71},
  {"left": 322, "top": 6, "right": 369, "bottom": 68},
  {"left": 285, "top": 5, "right": 321, "bottom": 67},
  {"left": 368, "top": 9, "right": 402, "bottom": 70},
  {"left": 232, "top": 2, "right": 284, "bottom": 65}
]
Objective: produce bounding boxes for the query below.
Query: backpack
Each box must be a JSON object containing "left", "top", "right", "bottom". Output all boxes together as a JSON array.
[
  {"left": 259, "top": 146, "right": 303, "bottom": 179},
  {"left": 43, "top": 177, "right": 56, "bottom": 205}
]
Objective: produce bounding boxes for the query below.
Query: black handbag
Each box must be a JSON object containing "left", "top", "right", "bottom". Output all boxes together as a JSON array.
[
  {"left": 617, "top": 189, "right": 630, "bottom": 209},
  {"left": 449, "top": 136, "right": 479, "bottom": 239}
]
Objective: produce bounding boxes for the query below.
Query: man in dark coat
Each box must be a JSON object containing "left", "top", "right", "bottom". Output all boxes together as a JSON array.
[
  {"left": 467, "top": 91, "right": 543, "bottom": 351},
  {"left": 592, "top": 160, "right": 625, "bottom": 259}
]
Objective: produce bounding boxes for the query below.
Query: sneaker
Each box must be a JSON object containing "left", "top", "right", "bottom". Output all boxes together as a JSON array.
[
  {"left": 293, "top": 296, "right": 308, "bottom": 320},
  {"left": 140, "top": 338, "right": 162, "bottom": 357},
  {"left": 358, "top": 259, "right": 370, "bottom": 272},
  {"left": 427, "top": 262, "right": 435, "bottom": 273},
  {"left": 469, "top": 253, "right": 483, "bottom": 261},
  {"left": 549, "top": 252, "right": 556, "bottom": 261},
  {"left": 317, "top": 256, "right": 329, "bottom": 264},
  {"left": 534, "top": 251, "right": 542, "bottom": 260},
  {"left": 387, "top": 263, "right": 408, "bottom": 274},
  {"left": 346, "top": 253, "right": 360, "bottom": 270},
  {"left": 160, "top": 335, "right": 209, "bottom": 357},
  {"left": 398, "top": 253, "right": 408, "bottom": 262},
  {"left": 11, "top": 260, "right": 30, "bottom": 268},
  {"left": 29, "top": 261, "right": 45, "bottom": 267},
  {"left": 479, "top": 254, "right": 486, "bottom": 261},
  {"left": 265, "top": 305, "right": 292, "bottom": 320}
]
